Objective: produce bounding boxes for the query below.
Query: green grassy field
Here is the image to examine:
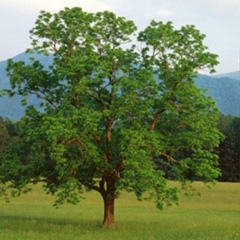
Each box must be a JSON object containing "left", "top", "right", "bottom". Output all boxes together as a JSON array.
[{"left": 0, "top": 182, "right": 239, "bottom": 240}]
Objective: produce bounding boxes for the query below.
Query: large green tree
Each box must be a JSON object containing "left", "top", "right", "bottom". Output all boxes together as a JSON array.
[{"left": 0, "top": 7, "right": 222, "bottom": 227}]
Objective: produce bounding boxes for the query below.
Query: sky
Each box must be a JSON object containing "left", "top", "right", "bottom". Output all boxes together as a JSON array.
[{"left": 0, "top": 0, "right": 239, "bottom": 74}]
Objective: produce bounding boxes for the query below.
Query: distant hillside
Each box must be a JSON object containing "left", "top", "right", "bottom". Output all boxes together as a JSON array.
[
  {"left": 195, "top": 75, "right": 240, "bottom": 116},
  {"left": 213, "top": 71, "right": 240, "bottom": 80},
  {"left": 0, "top": 52, "right": 240, "bottom": 120},
  {"left": 0, "top": 52, "right": 51, "bottom": 121}
]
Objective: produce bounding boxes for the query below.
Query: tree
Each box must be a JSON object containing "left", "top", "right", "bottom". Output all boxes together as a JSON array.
[
  {"left": 0, "top": 117, "right": 20, "bottom": 199},
  {"left": 0, "top": 7, "right": 222, "bottom": 227},
  {"left": 0, "top": 117, "right": 10, "bottom": 154},
  {"left": 218, "top": 115, "right": 240, "bottom": 182}
]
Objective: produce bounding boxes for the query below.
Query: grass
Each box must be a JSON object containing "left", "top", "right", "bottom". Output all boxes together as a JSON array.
[{"left": 0, "top": 182, "right": 239, "bottom": 240}]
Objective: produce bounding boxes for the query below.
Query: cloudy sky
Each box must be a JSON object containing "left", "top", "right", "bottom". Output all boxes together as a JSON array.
[{"left": 0, "top": 0, "right": 239, "bottom": 74}]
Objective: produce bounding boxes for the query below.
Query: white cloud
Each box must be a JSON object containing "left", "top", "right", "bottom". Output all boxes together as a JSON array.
[
  {"left": 158, "top": 9, "right": 174, "bottom": 18},
  {"left": 0, "top": 0, "right": 113, "bottom": 15},
  {"left": 0, "top": 0, "right": 239, "bottom": 73},
  {"left": 218, "top": 0, "right": 240, "bottom": 5}
]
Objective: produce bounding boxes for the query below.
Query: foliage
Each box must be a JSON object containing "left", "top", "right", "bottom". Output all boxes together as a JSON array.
[
  {"left": 2, "top": 55, "right": 240, "bottom": 120},
  {"left": 217, "top": 114, "right": 240, "bottom": 182},
  {"left": 0, "top": 7, "right": 222, "bottom": 227},
  {"left": 0, "top": 117, "right": 20, "bottom": 200},
  {"left": 0, "top": 118, "right": 10, "bottom": 154}
]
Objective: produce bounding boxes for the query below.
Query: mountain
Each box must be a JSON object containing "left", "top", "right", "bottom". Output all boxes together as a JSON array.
[
  {"left": 195, "top": 75, "right": 240, "bottom": 116},
  {"left": 213, "top": 71, "right": 240, "bottom": 80},
  {"left": 0, "top": 52, "right": 51, "bottom": 121},
  {"left": 0, "top": 52, "right": 240, "bottom": 120}
]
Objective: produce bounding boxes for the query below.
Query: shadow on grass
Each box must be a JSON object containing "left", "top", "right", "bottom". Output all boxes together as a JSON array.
[{"left": 0, "top": 214, "right": 103, "bottom": 231}]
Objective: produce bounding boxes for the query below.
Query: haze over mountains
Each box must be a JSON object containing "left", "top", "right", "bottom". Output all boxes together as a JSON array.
[
  {"left": 213, "top": 71, "right": 240, "bottom": 81},
  {"left": 0, "top": 52, "right": 240, "bottom": 121}
]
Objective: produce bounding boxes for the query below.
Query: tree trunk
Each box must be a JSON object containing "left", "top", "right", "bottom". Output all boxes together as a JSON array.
[{"left": 102, "top": 193, "right": 115, "bottom": 228}]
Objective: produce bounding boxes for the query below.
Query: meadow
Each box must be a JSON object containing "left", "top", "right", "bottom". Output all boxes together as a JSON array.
[{"left": 0, "top": 182, "right": 239, "bottom": 240}]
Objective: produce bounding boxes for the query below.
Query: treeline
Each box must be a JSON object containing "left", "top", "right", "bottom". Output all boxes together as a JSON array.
[
  {"left": 0, "top": 114, "right": 239, "bottom": 182},
  {"left": 217, "top": 114, "right": 240, "bottom": 182}
]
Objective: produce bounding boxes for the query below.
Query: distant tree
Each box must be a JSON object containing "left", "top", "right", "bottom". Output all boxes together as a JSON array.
[
  {"left": 0, "top": 117, "right": 20, "bottom": 199},
  {"left": 0, "top": 7, "right": 222, "bottom": 227},
  {"left": 2, "top": 118, "right": 18, "bottom": 137},
  {"left": 218, "top": 115, "right": 240, "bottom": 182},
  {"left": 0, "top": 117, "right": 10, "bottom": 155}
]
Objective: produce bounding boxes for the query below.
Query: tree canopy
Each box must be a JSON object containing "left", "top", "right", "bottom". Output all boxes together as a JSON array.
[{"left": 0, "top": 7, "right": 222, "bottom": 227}]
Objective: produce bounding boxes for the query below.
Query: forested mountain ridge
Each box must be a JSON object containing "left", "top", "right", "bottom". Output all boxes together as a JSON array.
[
  {"left": 195, "top": 75, "right": 240, "bottom": 117},
  {"left": 0, "top": 52, "right": 240, "bottom": 120},
  {"left": 213, "top": 71, "right": 240, "bottom": 80}
]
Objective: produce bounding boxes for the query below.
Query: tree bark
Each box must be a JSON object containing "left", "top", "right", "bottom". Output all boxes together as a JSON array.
[{"left": 102, "top": 193, "right": 115, "bottom": 228}]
